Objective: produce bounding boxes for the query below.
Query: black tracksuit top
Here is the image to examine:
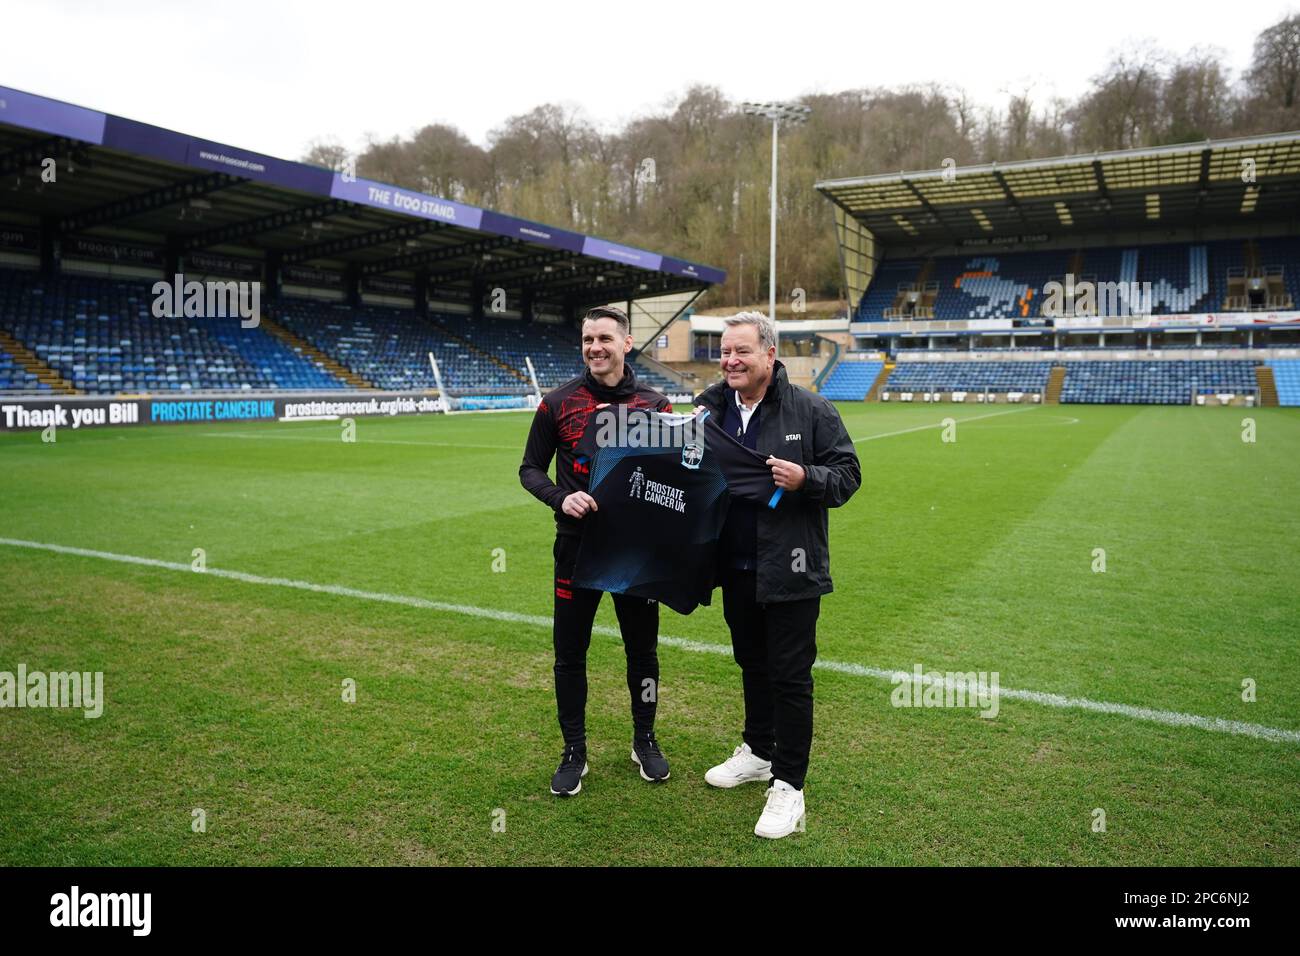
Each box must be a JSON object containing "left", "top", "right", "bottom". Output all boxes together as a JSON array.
[{"left": 518, "top": 366, "right": 671, "bottom": 537}]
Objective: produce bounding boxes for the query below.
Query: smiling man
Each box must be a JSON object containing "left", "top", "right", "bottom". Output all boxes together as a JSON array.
[
  {"left": 518, "top": 305, "right": 673, "bottom": 797},
  {"left": 693, "top": 311, "right": 860, "bottom": 838}
]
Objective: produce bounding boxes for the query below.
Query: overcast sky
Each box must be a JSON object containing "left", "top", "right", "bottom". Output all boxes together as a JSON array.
[{"left": 5, "top": 0, "right": 1291, "bottom": 161}]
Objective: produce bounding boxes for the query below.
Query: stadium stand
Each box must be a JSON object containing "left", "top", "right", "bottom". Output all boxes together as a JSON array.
[
  {"left": 1264, "top": 359, "right": 1300, "bottom": 406},
  {"left": 450, "top": 314, "right": 575, "bottom": 388},
  {"left": 929, "top": 252, "right": 1062, "bottom": 320},
  {"left": 271, "top": 301, "right": 514, "bottom": 393},
  {"left": 0, "top": 343, "right": 48, "bottom": 393},
  {"left": 884, "top": 361, "right": 1053, "bottom": 394},
  {"left": 855, "top": 260, "right": 924, "bottom": 320},
  {"left": 512, "top": 320, "right": 679, "bottom": 392},
  {"left": 854, "top": 239, "right": 1293, "bottom": 321},
  {"left": 272, "top": 298, "right": 680, "bottom": 395},
  {"left": 0, "top": 271, "right": 346, "bottom": 394},
  {"left": 0, "top": 84, "right": 720, "bottom": 411},
  {"left": 0, "top": 269, "right": 686, "bottom": 399},
  {"left": 1134, "top": 243, "right": 1211, "bottom": 314},
  {"left": 1059, "top": 360, "right": 1258, "bottom": 405},
  {"left": 1248, "top": 237, "right": 1299, "bottom": 310},
  {"left": 867, "top": 358, "right": 1266, "bottom": 405},
  {"left": 817, "top": 136, "right": 1299, "bottom": 410},
  {"left": 819, "top": 360, "right": 884, "bottom": 400}
]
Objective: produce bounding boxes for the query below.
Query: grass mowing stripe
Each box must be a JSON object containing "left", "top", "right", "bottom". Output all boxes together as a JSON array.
[
  {"left": 851, "top": 405, "right": 1040, "bottom": 443},
  {"left": 2, "top": 534, "right": 1296, "bottom": 746}
]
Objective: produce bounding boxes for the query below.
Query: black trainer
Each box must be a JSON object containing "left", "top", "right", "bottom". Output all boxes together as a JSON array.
[
  {"left": 631, "top": 732, "right": 670, "bottom": 782},
  {"left": 550, "top": 744, "right": 588, "bottom": 796}
]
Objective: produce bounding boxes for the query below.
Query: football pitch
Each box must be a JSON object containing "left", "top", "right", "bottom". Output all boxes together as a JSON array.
[{"left": 1, "top": 402, "right": 1297, "bottom": 866}]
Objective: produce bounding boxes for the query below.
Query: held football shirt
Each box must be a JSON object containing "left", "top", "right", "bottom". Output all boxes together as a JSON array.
[{"left": 571, "top": 409, "right": 781, "bottom": 613}]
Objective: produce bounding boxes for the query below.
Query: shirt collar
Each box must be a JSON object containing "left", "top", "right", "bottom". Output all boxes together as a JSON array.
[{"left": 734, "top": 389, "right": 763, "bottom": 412}]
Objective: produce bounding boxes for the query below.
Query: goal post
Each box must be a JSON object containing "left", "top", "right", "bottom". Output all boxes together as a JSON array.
[{"left": 428, "top": 352, "right": 454, "bottom": 412}]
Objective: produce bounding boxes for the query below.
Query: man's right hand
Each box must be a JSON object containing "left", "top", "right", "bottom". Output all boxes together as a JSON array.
[{"left": 561, "top": 491, "right": 599, "bottom": 518}]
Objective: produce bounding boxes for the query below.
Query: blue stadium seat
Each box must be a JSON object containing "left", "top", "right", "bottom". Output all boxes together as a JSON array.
[
  {"left": 820, "top": 360, "right": 883, "bottom": 400},
  {"left": 883, "top": 362, "right": 1052, "bottom": 393},
  {"left": 0, "top": 270, "right": 346, "bottom": 394},
  {"left": 1265, "top": 359, "right": 1300, "bottom": 406},
  {"left": 1059, "top": 360, "right": 1257, "bottom": 404},
  {"left": 854, "top": 239, "right": 1288, "bottom": 321}
]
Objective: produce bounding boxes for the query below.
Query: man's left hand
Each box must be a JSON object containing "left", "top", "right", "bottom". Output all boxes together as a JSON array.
[{"left": 766, "top": 456, "right": 806, "bottom": 491}]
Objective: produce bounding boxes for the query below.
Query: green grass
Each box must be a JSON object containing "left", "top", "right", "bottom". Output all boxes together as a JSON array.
[{"left": 1, "top": 403, "right": 1298, "bottom": 865}]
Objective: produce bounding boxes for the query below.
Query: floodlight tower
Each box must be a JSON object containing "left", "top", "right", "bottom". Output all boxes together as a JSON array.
[{"left": 741, "top": 101, "right": 812, "bottom": 351}]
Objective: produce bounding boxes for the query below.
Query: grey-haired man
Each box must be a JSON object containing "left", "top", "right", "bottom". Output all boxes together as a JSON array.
[{"left": 693, "top": 312, "right": 861, "bottom": 838}]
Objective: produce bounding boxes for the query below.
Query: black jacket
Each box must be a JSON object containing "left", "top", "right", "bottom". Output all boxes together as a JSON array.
[
  {"left": 694, "top": 361, "right": 860, "bottom": 602},
  {"left": 519, "top": 365, "right": 671, "bottom": 537}
]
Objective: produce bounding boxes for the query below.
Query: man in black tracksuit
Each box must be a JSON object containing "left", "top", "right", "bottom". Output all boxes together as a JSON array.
[
  {"left": 694, "top": 311, "right": 860, "bottom": 839},
  {"left": 518, "top": 305, "right": 672, "bottom": 797}
]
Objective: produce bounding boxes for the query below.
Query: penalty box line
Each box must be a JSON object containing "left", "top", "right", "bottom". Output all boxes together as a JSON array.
[{"left": 1, "top": 535, "right": 1296, "bottom": 746}]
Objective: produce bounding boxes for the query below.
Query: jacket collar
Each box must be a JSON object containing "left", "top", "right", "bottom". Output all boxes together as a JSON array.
[
  {"left": 765, "top": 360, "right": 789, "bottom": 404},
  {"left": 583, "top": 363, "right": 637, "bottom": 401}
]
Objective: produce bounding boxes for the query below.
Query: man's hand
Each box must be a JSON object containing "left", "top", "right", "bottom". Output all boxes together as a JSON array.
[
  {"left": 562, "top": 491, "right": 599, "bottom": 518},
  {"left": 766, "top": 456, "right": 806, "bottom": 491}
]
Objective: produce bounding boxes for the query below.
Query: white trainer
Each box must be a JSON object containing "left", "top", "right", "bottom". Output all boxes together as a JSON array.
[
  {"left": 754, "top": 779, "right": 805, "bottom": 839},
  {"left": 704, "top": 743, "right": 773, "bottom": 789}
]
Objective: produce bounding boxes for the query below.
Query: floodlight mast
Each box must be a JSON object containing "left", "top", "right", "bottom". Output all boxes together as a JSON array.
[{"left": 741, "top": 101, "right": 811, "bottom": 355}]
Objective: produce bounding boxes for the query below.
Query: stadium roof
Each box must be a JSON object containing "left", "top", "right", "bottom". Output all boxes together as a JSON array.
[
  {"left": 816, "top": 132, "right": 1300, "bottom": 245},
  {"left": 0, "top": 85, "right": 723, "bottom": 306}
]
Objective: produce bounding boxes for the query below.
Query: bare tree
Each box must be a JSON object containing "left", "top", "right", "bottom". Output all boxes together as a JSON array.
[
  {"left": 1161, "top": 48, "right": 1234, "bottom": 143},
  {"left": 1069, "top": 43, "right": 1167, "bottom": 151},
  {"left": 302, "top": 137, "right": 350, "bottom": 172},
  {"left": 409, "top": 124, "right": 488, "bottom": 202},
  {"left": 300, "top": 17, "right": 1300, "bottom": 310},
  {"left": 1247, "top": 13, "right": 1300, "bottom": 110}
]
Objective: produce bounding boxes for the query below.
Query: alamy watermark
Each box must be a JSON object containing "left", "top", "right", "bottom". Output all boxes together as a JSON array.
[
  {"left": 1, "top": 664, "right": 104, "bottom": 718},
  {"left": 151, "top": 273, "right": 260, "bottom": 328},
  {"left": 592, "top": 405, "right": 705, "bottom": 451},
  {"left": 890, "top": 663, "right": 1000, "bottom": 718},
  {"left": 1041, "top": 274, "right": 1153, "bottom": 318},
  {"left": 50, "top": 886, "right": 150, "bottom": 935}
]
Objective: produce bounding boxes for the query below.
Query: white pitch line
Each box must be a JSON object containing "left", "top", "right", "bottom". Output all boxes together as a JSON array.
[
  {"left": 201, "top": 432, "right": 518, "bottom": 450},
  {"left": 852, "top": 405, "right": 1040, "bottom": 443},
  {"left": 1, "top": 536, "right": 1296, "bottom": 745}
]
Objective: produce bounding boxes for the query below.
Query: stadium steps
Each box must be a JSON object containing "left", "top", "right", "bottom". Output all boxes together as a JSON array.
[
  {"left": 258, "top": 316, "right": 373, "bottom": 389},
  {"left": 0, "top": 329, "right": 78, "bottom": 394},
  {"left": 1256, "top": 365, "right": 1279, "bottom": 407},
  {"left": 1044, "top": 366, "right": 1066, "bottom": 404},
  {"left": 429, "top": 318, "right": 530, "bottom": 385},
  {"left": 866, "top": 362, "right": 894, "bottom": 401}
]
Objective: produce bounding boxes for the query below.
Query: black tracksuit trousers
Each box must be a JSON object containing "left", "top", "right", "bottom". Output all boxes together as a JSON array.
[
  {"left": 552, "top": 534, "right": 659, "bottom": 748},
  {"left": 720, "top": 568, "right": 820, "bottom": 790}
]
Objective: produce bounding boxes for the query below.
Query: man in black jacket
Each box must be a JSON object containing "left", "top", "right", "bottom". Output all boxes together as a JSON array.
[
  {"left": 519, "top": 305, "right": 673, "bottom": 797},
  {"left": 694, "top": 311, "right": 861, "bottom": 838}
]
